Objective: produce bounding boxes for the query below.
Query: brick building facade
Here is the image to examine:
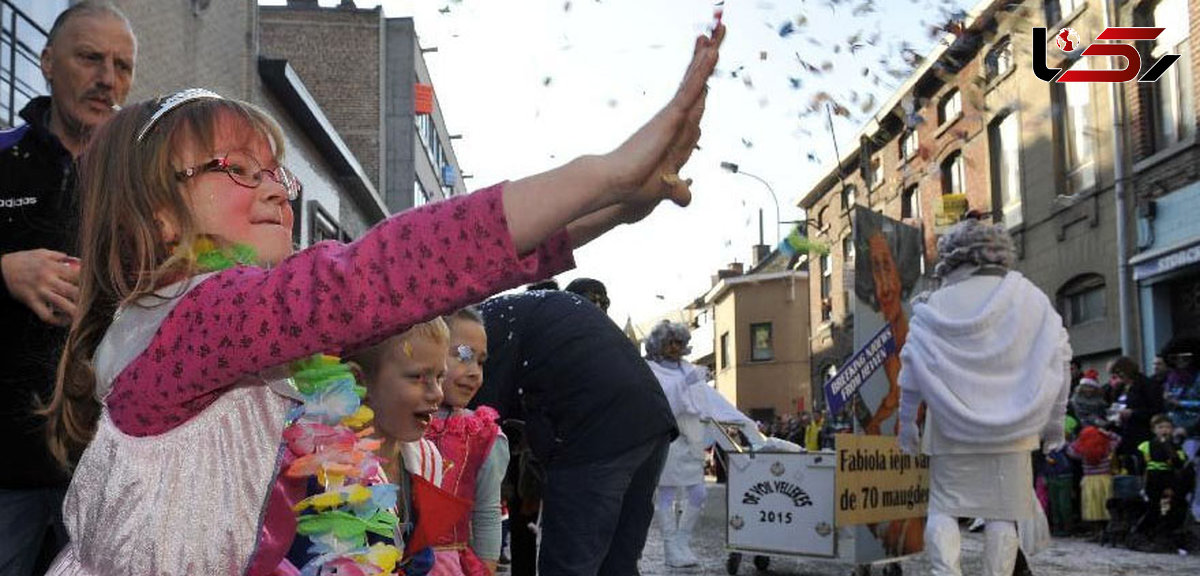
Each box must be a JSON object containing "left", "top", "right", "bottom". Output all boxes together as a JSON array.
[
  {"left": 260, "top": 0, "right": 469, "bottom": 218},
  {"left": 1120, "top": 0, "right": 1200, "bottom": 368},
  {"left": 800, "top": 0, "right": 1200, "bottom": 402}
]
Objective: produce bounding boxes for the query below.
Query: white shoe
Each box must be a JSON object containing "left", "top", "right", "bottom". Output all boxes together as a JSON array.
[
  {"left": 656, "top": 503, "right": 684, "bottom": 567},
  {"left": 671, "top": 502, "right": 702, "bottom": 567}
]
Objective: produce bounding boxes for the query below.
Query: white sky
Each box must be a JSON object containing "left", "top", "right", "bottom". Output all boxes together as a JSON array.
[{"left": 261, "top": 0, "right": 971, "bottom": 327}]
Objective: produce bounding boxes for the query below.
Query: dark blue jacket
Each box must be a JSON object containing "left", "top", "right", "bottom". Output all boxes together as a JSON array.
[
  {"left": 474, "top": 291, "right": 676, "bottom": 468},
  {"left": 0, "top": 96, "right": 76, "bottom": 488}
]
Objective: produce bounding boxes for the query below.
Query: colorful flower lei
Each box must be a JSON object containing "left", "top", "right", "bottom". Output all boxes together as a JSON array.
[
  {"left": 286, "top": 354, "right": 407, "bottom": 576},
  {"left": 194, "top": 242, "right": 408, "bottom": 576}
]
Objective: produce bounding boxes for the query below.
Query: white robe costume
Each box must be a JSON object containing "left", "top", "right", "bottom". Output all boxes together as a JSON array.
[
  {"left": 648, "top": 359, "right": 711, "bottom": 487},
  {"left": 899, "top": 270, "right": 1070, "bottom": 576}
]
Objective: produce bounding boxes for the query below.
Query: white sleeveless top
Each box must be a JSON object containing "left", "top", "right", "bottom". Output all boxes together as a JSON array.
[{"left": 48, "top": 275, "right": 301, "bottom": 576}]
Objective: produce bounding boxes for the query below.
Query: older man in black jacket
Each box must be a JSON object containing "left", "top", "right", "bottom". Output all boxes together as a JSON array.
[{"left": 0, "top": 4, "right": 135, "bottom": 573}]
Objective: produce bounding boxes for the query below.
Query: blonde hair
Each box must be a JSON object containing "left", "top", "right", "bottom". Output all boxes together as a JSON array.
[
  {"left": 42, "top": 95, "right": 286, "bottom": 467},
  {"left": 349, "top": 318, "right": 451, "bottom": 385}
]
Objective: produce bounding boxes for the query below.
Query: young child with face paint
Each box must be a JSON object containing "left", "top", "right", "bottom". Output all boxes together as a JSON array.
[
  {"left": 424, "top": 308, "right": 508, "bottom": 576},
  {"left": 303, "top": 318, "right": 463, "bottom": 575},
  {"left": 351, "top": 319, "right": 450, "bottom": 483}
]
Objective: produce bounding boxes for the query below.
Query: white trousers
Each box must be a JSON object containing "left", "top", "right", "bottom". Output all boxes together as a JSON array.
[{"left": 925, "top": 511, "right": 1019, "bottom": 576}]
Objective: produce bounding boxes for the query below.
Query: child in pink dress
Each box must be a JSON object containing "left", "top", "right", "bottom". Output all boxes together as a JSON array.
[
  {"left": 425, "top": 307, "right": 507, "bottom": 576},
  {"left": 40, "top": 22, "right": 723, "bottom": 574}
]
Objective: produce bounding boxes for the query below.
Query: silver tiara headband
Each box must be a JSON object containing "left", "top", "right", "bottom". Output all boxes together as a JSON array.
[{"left": 136, "top": 88, "right": 225, "bottom": 142}]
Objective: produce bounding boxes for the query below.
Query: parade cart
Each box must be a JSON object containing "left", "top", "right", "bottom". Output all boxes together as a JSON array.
[
  {"left": 703, "top": 210, "right": 932, "bottom": 575},
  {"left": 711, "top": 422, "right": 919, "bottom": 576}
]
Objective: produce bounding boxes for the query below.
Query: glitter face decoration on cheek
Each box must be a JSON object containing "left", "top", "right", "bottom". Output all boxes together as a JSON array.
[
  {"left": 455, "top": 344, "right": 475, "bottom": 364},
  {"left": 403, "top": 341, "right": 413, "bottom": 359}
]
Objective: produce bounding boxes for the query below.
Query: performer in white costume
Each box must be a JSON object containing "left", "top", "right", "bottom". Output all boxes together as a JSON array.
[
  {"left": 898, "top": 217, "right": 1069, "bottom": 576},
  {"left": 645, "top": 321, "right": 801, "bottom": 569},
  {"left": 645, "top": 321, "right": 711, "bottom": 568}
]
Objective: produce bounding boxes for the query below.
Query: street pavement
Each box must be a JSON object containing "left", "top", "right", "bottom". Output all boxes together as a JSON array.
[{"left": 634, "top": 482, "right": 1200, "bottom": 576}]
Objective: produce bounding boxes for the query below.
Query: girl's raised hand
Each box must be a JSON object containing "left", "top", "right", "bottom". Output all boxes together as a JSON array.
[{"left": 604, "top": 23, "right": 725, "bottom": 223}]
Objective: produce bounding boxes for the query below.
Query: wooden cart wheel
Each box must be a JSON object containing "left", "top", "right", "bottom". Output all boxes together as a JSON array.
[
  {"left": 753, "top": 555, "right": 770, "bottom": 571},
  {"left": 882, "top": 563, "right": 903, "bottom": 576},
  {"left": 726, "top": 552, "right": 742, "bottom": 575}
]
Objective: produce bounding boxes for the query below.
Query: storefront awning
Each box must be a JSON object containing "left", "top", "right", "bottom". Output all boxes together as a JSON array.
[{"left": 1130, "top": 237, "right": 1200, "bottom": 281}]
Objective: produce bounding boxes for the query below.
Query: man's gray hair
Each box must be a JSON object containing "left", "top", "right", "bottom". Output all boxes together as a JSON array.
[
  {"left": 47, "top": 1, "right": 131, "bottom": 47},
  {"left": 645, "top": 320, "right": 692, "bottom": 361},
  {"left": 934, "top": 218, "right": 1016, "bottom": 278}
]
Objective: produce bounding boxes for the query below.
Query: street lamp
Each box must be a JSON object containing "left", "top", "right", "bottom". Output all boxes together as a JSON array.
[{"left": 720, "top": 161, "right": 781, "bottom": 245}]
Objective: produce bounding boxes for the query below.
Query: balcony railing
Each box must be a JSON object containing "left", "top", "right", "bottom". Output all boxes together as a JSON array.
[{"left": 0, "top": 0, "right": 50, "bottom": 127}]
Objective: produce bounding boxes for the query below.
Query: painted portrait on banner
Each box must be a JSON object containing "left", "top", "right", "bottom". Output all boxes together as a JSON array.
[{"left": 846, "top": 207, "right": 929, "bottom": 563}]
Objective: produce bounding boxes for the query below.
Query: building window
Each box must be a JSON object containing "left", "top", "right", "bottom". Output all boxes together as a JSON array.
[
  {"left": 413, "top": 180, "right": 428, "bottom": 208},
  {"left": 841, "top": 185, "right": 856, "bottom": 211},
  {"left": 1057, "top": 274, "right": 1106, "bottom": 327},
  {"left": 989, "top": 112, "right": 1023, "bottom": 227},
  {"left": 820, "top": 253, "right": 833, "bottom": 321},
  {"left": 902, "top": 185, "right": 921, "bottom": 219},
  {"left": 308, "top": 201, "right": 343, "bottom": 243},
  {"left": 1150, "top": 0, "right": 1195, "bottom": 150},
  {"left": 1045, "top": 0, "right": 1085, "bottom": 26},
  {"left": 750, "top": 322, "right": 773, "bottom": 362},
  {"left": 1054, "top": 60, "right": 1096, "bottom": 195},
  {"left": 900, "top": 130, "right": 919, "bottom": 161},
  {"left": 816, "top": 206, "right": 828, "bottom": 230},
  {"left": 415, "top": 108, "right": 444, "bottom": 172},
  {"left": 843, "top": 235, "right": 855, "bottom": 320},
  {"left": 720, "top": 331, "right": 730, "bottom": 369},
  {"left": 938, "top": 89, "right": 962, "bottom": 125},
  {"left": 941, "top": 151, "right": 965, "bottom": 196},
  {"left": 985, "top": 37, "right": 1014, "bottom": 81},
  {"left": 868, "top": 156, "right": 883, "bottom": 190},
  {"left": 289, "top": 184, "right": 304, "bottom": 247},
  {"left": 0, "top": 1, "right": 66, "bottom": 127}
]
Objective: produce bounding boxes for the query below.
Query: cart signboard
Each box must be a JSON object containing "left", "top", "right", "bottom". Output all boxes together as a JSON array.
[
  {"left": 834, "top": 434, "right": 930, "bottom": 525},
  {"left": 725, "top": 452, "right": 837, "bottom": 557}
]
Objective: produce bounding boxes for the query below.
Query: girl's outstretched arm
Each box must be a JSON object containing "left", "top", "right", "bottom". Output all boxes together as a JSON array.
[{"left": 105, "top": 186, "right": 572, "bottom": 437}]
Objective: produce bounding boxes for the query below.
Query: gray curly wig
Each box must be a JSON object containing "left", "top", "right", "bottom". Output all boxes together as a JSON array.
[
  {"left": 645, "top": 320, "right": 692, "bottom": 361},
  {"left": 933, "top": 218, "right": 1016, "bottom": 278}
]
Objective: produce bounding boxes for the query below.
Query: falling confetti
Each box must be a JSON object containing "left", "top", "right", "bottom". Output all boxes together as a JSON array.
[
  {"left": 860, "top": 94, "right": 876, "bottom": 113},
  {"left": 853, "top": 1, "right": 877, "bottom": 16}
]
